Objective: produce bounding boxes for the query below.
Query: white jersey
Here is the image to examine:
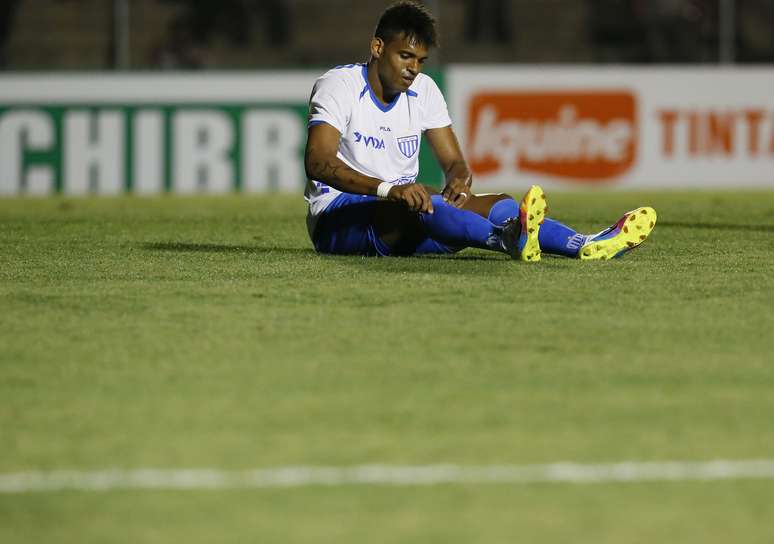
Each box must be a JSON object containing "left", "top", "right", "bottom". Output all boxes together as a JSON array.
[{"left": 304, "top": 63, "right": 452, "bottom": 237}]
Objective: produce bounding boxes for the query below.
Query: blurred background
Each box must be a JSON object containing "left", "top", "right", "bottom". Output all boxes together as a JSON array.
[{"left": 1, "top": 0, "right": 773, "bottom": 71}]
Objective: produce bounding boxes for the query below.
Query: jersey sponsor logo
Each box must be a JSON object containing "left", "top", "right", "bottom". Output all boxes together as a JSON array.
[
  {"left": 467, "top": 91, "right": 637, "bottom": 182},
  {"left": 354, "top": 131, "right": 385, "bottom": 150},
  {"left": 397, "top": 135, "right": 419, "bottom": 158}
]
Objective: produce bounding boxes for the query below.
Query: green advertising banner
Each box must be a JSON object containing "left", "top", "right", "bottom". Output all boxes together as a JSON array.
[{"left": 0, "top": 71, "right": 444, "bottom": 197}]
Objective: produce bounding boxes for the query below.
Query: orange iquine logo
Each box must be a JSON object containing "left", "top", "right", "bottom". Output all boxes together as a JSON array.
[{"left": 467, "top": 92, "right": 637, "bottom": 182}]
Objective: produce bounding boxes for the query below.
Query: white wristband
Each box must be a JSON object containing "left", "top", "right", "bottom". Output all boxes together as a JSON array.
[{"left": 376, "top": 182, "right": 393, "bottom": 199}]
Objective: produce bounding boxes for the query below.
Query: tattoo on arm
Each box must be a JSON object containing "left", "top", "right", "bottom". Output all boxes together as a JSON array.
[
  {"left": 306, "top": 147, "right": 372, "bottom": 192},
  {"left": 310, "top": 159, "right": 355, "bottom": 183}
]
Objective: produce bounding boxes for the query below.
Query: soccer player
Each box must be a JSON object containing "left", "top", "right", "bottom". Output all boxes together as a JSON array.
[{"left": 303, "top": 0, "right": 656, "bottom": 261}]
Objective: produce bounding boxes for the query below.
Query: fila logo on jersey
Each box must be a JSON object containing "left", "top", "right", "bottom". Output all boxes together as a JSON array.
[
  {"left": 397, "top": 135, "right": 419, "bottom": 158},
  {"left": 354, "top": 131, "right": 385, "bottom": 149}
]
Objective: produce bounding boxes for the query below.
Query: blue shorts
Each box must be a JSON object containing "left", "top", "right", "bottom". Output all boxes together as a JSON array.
[{"left": 312, "top": 193, "right": 391, "bottom": 256}]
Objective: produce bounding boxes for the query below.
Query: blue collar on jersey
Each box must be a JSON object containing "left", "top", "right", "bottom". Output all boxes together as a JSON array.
[{"left": 360, "top": 64, "right": 418, "bottom": 113}]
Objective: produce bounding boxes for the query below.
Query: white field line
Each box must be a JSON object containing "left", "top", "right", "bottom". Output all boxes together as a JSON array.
[{"left": 3, "top": 460, "right": 774, "bottom": 493}]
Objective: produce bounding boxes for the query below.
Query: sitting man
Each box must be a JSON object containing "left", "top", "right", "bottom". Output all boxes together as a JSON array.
[{"left": 303, "top": 0, "right": 656, "bottom": 261}]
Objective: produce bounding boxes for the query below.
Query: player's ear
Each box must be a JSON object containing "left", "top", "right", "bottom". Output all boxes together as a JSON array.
[{"left": 370, "top": 37, "right": 384, "bottom": 59}]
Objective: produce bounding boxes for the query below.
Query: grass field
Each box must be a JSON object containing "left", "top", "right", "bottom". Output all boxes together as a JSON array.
[{"left": 2, "top": 190, "right": 774, "bottom": 543}]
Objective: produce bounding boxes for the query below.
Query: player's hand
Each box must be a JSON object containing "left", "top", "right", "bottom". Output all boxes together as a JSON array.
[
  {"left": 442, "top": 174, "right": 472, "bottom": 208},
  {"left": 390, "top": 184, "right": 434, "bottom": 214}
]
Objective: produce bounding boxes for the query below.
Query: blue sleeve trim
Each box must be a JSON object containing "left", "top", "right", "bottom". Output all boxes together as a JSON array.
[{"left": 308, "top": 120, "right": 331, "bottom": 128}]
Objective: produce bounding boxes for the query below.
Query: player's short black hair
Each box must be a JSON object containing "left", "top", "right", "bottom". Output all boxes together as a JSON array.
[{"left": 374, "top": 1, "right": 439, "bottom": 48}]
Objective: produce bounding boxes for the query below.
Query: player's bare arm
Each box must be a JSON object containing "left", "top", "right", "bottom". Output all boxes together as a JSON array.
[
  {"left": 304, "top": 123, "right": 379, "bottom": 194},
  {"left": 425, "top": 126, "right": 472, "bottom": 208},
  {"left": 305, "top": 122, "right": 433, "bottom": 213}
]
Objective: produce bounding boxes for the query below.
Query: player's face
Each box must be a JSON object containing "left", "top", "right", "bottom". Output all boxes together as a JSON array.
[{"left": 374, "top": 33, "right": 429, "bottom": 94}]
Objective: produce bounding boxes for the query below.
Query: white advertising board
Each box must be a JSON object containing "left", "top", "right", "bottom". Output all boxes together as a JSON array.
[
  {"left": 0, "top": 72, "right": 319, "bottom": 196},
  {"left": 447, "top": 66, "right": 774, "bottom": 190}
]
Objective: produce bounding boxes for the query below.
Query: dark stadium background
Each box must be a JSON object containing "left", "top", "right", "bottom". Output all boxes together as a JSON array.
[{"left": 1, "top": 0, "right": 772, "bottom": 70}]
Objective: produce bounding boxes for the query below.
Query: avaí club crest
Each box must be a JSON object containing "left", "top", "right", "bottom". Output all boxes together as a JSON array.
[{"left": 397, "top": 135, "right": 419, "bottom": 158}]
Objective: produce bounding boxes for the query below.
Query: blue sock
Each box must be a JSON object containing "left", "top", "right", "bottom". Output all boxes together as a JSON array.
[
  {"left": 540, "top": 218, "right": 587, "bottom": 257},
  {"left": 486, "top": 197, "right": 586, "bottom": 258},
  {"left": 487, "top": 198, "right": 520, "bottom": 226},
  {"left": 419, "top": 195, "right": 503, "bottom": 252}
]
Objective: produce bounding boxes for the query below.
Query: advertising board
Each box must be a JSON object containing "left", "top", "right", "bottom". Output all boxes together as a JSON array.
[{"left": 447, "top": 66, "right": 774, "bottom": 189}]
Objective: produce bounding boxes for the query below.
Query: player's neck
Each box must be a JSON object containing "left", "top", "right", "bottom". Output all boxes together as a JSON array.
[{"left": 366, "top": 62, "right": 399, "bottom": 105}]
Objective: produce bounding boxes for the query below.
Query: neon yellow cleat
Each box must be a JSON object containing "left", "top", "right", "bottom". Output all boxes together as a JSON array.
[
  {"left": 502, "top": 184, "right": 547, "bottom": 262},
  {"left": 579, "top": 207, "right": 657, "bottom": 260}
]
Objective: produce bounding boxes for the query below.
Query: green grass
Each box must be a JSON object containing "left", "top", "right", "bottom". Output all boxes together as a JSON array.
[{"left": 2, "top": 190, "right": 774, "bottom": 542}]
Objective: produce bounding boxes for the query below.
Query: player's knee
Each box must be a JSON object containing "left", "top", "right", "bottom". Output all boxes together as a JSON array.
[{"left": 373, "top": 201, "right": 425, "bottom": 255}]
